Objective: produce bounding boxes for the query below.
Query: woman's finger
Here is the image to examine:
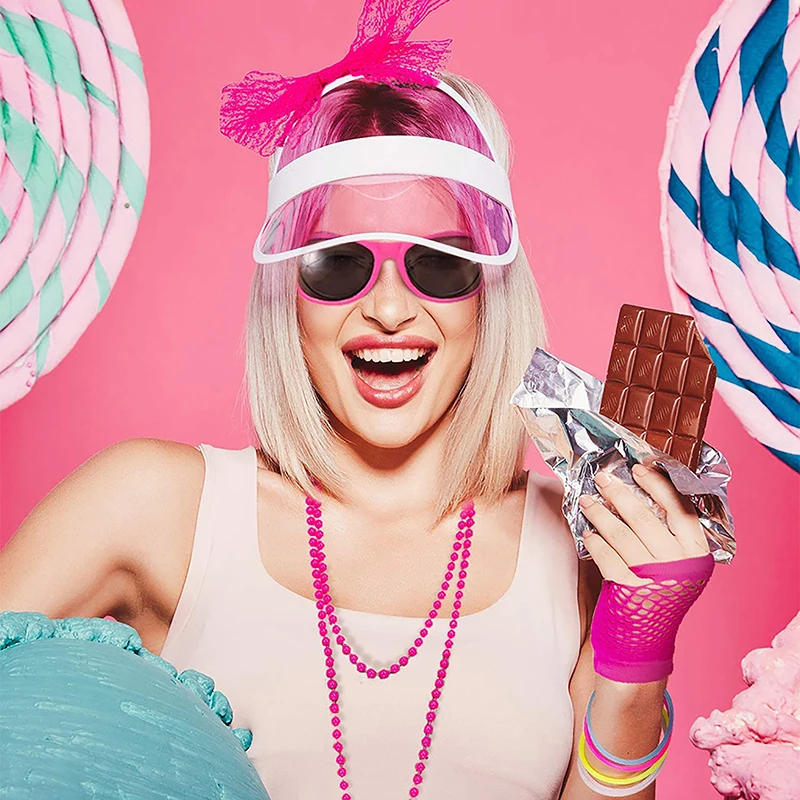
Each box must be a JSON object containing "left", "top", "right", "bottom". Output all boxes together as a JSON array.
[
  {"left": 579, "top": 493, "right": 656, "bottom": 564},
  {"left": 631, "top": 463, "right": 709, "bottom": 555},
  {"left": 593, "top": 470, "right": 684, "bottom": 561},
  {"left": 581, "top": 530, "right": 651, "bottom": 586}
]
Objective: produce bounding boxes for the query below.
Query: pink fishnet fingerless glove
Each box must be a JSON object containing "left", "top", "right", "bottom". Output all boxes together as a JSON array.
[{"left": 591, "top": 553, "right": 715, "bottom": 683}]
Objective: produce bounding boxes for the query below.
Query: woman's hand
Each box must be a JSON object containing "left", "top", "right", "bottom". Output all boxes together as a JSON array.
[{"left": 578, "top": 462, "right": 710, "bottom": 586}]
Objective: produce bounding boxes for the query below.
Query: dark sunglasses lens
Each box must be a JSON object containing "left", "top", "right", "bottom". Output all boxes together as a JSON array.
[
  {"left": 405, "top": 246, "right": 482, "bottom": 299},
  {"left": 298, "top": 243, "right": 374, "bottom": 301}
]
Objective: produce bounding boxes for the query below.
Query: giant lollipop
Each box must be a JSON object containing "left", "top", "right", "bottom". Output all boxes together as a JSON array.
[
  {"left": 0, "top": 0, "right": 149, "bottom": 409},
  {"left": 660, "top": 0, "right": 800, "bottom": 473}
]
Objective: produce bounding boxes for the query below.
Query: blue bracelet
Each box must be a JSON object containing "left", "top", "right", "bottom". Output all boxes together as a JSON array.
[{"left": 585, "top": 687, "right": 674, "bottom": 767}]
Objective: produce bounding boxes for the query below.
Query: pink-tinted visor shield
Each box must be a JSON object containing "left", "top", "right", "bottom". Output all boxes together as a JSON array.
[{"left": 254, "top": 135, "right": 519, "bottom": 266}]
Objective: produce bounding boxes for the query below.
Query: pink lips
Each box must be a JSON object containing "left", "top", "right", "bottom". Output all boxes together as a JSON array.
[{"left": 342, "top": 334, "right": 438, "bottom": 409}]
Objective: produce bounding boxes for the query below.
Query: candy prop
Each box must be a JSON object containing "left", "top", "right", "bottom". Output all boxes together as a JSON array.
[
  {"left": 0, "top": 612, "right": 271, "bottom": 799},
  {"left": 659, "top": 0, "right": 800, "bottom": 473},
  {"left": 0, "top": 0, "right": 149, "bottom": 410},
  {"left": 691, "top": 610, "right": 800, "bottom": 799}
]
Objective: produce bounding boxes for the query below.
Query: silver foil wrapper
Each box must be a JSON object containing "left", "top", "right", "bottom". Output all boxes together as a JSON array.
[{"left": 510, "top": 348, "right": 736, "bottom": 563}]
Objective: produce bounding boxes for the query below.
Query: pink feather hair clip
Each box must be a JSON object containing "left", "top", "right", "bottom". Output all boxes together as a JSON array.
[{"left": 219, "top": 0, "right": 455, "bottom": 158}]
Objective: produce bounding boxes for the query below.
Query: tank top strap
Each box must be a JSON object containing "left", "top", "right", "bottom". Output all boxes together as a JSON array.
[
  {"left": 508, "top": 469, "right": 581, "bottom": 679},
  {"left": 162, "top": 443, "right": 260, "bottom": 651}
]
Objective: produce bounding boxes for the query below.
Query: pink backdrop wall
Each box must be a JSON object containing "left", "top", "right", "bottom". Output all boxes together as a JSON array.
[{"left": 2, "top": 0, "right": 799, "bottom": 796}]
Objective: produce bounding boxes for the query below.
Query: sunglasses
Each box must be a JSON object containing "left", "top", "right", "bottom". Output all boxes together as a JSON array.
[{"left": 297, "top": 237, "right": 483, "bottom": 305}]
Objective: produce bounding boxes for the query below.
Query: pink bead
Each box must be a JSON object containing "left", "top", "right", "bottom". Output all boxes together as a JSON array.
[
  {"left": 426, "top": 712, "right": 436, "bottom": 722},
  {"left": 432, "top": 688, "right": 441, "bottom": 699},
  {"left": 310, "top": 548, "right": 319, "bottom": 558},
  {"left": 428, "top": 610, "right": 437, "bottom": 619},
  {"left": 445, "top": 570, "right": 454, "bottom": 580},
  {"left": 328, "top": 679, "right": 338, "bottom": 689},
  {"left": 447, "top": 630, "right": 456, "bottom": 640},
  {"left": 449, "top": 620, "right": 458, "bottom": 629},
  {"left": 357, "top": 663, "right": 366, "bottom": 673},
  {"left": 462, "top": 549, "right": 471, "bottom": 558},
  {"left": 433, "top": 600, "right": 441, "bottom": 610},
  {"left": 333, "top": 730, "right": 342, "bottom": 739},
  {"left": 329, "top": 615, "right": 337, "bottom": 624},
  {"left": 390, "top": 664, "right": 399, "bottom": 673},
  {"left": 340, "top": 780, "right": 348, "bottom": 789},
  {"left": 334, "top": 742, "right": 343, "bottom": 752},
  {"left": 424, "top": 724, "right": 434, "bottom": 735},
  {"left": 322, "top": 637, "right": 331, "bottom": 647},
  {"left": 429, "top": 700, "right": 439, "bottom": 710},
  {"left": 424, "top": 619, "right": 433, "bottom": 628},
  {"left": 419, "top": 749, "right": 429, "bottom": 759},
  {"left": 329, "top": 691, "right": 339, "bottom": 701},
  {"left": 332, "top": 625, "right": 341, "bottom": 634},
  {"left": 336, "top": 635, "right": 345, "bottom": 645},
  {"left": 453, "top": 541, "right": 462, "bottom": 550},
  {"left": 435, "top": 679, "right": 444, "bottom": 689},
  {"left": 327, "top": 668, "right": 336, "bottom": 678},
  {"left": 316, "top": 601, "right": 326, "bottom": 610},
  {"left": 457, "top": 580, "right": 465, "bottom": 589},
  {"left": 414, "top": 771, "right": 424, "bottom": 782},
  {"left": 379, "top": 670, "right": 389, "bottom": 679},
  {"left": 460, "top": 560, "right": 469, "bottom": 569},
  {"left": 444, "top": 641, "right": 453, "bottom": 650},
  {"left": 318, "top": 611, "right": 327, "bottom": 620},
  {"left": 455, "top": 530, "right": 464, "bottom": 539},
  {"left": 332, "top": 716, "right": 341, "bottom": 726},
  {"left": 420, "top": 629, "right": 428, "bottom": 638},
  {"left": 326, "top": 658, "right": 334, "bottom": 667},
  {"left": 453, "top": 600, "right": 461, "bottom": 610},
  {"left": 343, "top": 794, "right": 351, "bottom": 800},
  {"left": 452, "top": 610, "right": 460, "bottom": 619},
  {"left": 458, "top": 570, "right": 467, "bottom": 579},
  {"left": 336, "top": 755, "right": 345, "bottom": 765},
  {"left": 422, "top": 736, "right": 431, "bottom": 747},
  {"left": 342, "top": 644, "right": 351, "bottom": 655},
  {"left": 437, "top": 669, "right": 447, "bottom": 678},
  {"left": 437, "top": 590, "right": 446, "bottom": 599},
  {"left": 408, "top": 647, "right": 417, "bottom": 657},
  {"left": 414, "top": 638, "right": 423, "bottom": 647},
  {"left": 410, "top": 789, "right": 419, "bottom": 798},
  {"left": 324, "top": 648, "right": 333, "bottom": 657},
  {"left": 349, "top": 654, "right": 358, "bottom": 664},
  {"left": 330, "top": 703, "right": 339, "bottom": 713},
  {"left": 399, "top": 656, "right": 409, "bottom": 667},
  {"left": 366, "top": 669, "right": 377, "bottom": 679},
  {"left": 455, "top": 590, "right": 463, "bottom": 599},
  {"left": 325, "top": 605, "right": 334, "bottom": 615}
]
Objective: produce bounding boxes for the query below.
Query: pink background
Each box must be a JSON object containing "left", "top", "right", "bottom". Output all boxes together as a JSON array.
[{"left": 2, "top": 0, "right": 799, "bottom": 796}]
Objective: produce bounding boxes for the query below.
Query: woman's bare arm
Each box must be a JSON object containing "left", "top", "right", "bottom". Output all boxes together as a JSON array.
[{"left": 0, "top": 438, "right": 204, "bottom": 651}]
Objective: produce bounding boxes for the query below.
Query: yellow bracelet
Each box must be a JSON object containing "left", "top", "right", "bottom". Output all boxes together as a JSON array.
[{"left": 578, "top": 733, "right": 669, "bottom": 786}]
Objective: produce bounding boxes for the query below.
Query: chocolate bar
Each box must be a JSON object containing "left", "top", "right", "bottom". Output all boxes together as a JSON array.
[{"left": 599, "top": 304, "right": 716, "bottom": 471}]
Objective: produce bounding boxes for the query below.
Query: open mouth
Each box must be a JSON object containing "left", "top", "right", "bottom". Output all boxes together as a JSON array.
[{"left": 345, "top": 348, "right": 436, "bottom": 391}]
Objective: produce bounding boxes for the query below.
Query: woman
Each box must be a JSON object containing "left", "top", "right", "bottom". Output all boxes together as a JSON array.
[{"left": 0, "top": 4, "right": 713, "bottom": 798}]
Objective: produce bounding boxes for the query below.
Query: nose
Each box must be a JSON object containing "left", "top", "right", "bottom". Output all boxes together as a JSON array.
[{"left": 359, "top": 257, "right": 419, "bottom": 329}]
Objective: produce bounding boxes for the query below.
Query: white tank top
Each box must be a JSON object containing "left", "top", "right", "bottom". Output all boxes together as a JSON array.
[{"left": 159, "top": 443, "right": 581, "bottom": 800}]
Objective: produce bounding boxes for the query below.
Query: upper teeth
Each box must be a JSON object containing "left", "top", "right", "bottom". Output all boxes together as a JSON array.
[{"left": 351, "top": 348, "right": 429, "bottom": 363}]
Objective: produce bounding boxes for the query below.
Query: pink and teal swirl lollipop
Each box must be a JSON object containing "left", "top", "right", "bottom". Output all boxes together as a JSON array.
[{"left": 0, "top": 0, "right": 149, "bottom": 409}]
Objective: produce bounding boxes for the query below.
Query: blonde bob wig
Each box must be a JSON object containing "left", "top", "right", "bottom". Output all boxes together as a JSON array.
[{"left": 243, "top": 70, "right": 547, "bottom": 524}]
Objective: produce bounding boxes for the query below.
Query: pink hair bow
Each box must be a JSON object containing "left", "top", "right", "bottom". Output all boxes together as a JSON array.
[{"left": 219, "top": 0, "right": 453, "bottom": 158}]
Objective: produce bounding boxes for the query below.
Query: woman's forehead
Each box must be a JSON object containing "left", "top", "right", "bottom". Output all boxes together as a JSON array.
[{"left": 311, "top": 179, "right": 462, "bottom": 236}]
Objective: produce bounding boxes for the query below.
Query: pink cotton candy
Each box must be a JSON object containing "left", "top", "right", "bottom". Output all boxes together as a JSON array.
[{"left": 691, "top": 611, "right": 800, "bottom": 799}]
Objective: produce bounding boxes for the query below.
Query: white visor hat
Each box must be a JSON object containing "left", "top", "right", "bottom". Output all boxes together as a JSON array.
[{"left": 253, "top": 76, "right": 519, "bottom": 266}]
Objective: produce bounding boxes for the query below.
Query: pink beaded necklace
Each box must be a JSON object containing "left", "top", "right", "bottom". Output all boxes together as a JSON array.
[{"left": 305, "top": 493, "right": 476, "bottom": 800}]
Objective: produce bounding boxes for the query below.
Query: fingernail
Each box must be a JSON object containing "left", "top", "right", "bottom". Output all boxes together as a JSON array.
[
  {"left": 632, "top": 464, "right": 649, "bottom": 476},
  {"left": 594, "top": 471, "right": 611, "bottom": 487},
  {"left": 579, "top": 495, "right": 595, "bottom": 508}
]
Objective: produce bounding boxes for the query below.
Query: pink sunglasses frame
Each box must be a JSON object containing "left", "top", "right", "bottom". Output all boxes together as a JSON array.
[{"left": 297, "top": 239, "right": 484, "bottom": 306}]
